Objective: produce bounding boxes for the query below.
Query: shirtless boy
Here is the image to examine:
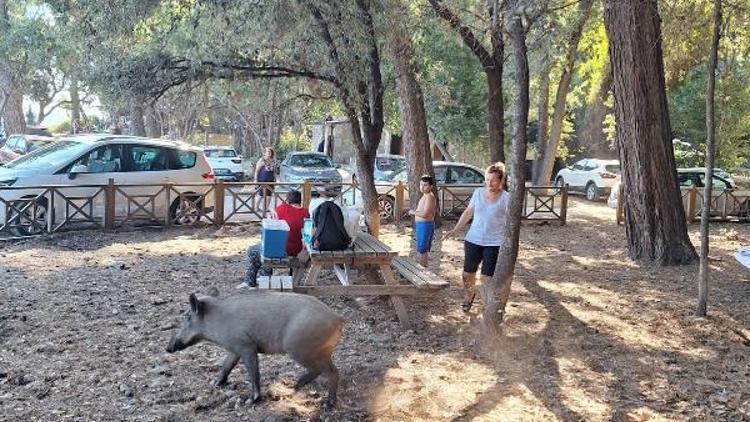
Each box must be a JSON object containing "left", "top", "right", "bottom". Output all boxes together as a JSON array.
[{"left": 409, "top": 175, "right": 437, "bottom": 267}]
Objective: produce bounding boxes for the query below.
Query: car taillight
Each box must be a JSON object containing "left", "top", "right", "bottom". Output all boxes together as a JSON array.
[
  {"left": 202, "top": 172, "right": 215, "bottom": 180},
  {"left": 600, "top": 172, "right": 617, "bottom": 179},
  {"left": 231, "top": 158, "right": 241, "bottom": 164}
]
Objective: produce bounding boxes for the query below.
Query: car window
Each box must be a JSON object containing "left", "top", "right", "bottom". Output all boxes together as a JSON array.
[
  {"left": 572, "top": 160, "right": 586, "bottom": 171},
  {"left": 69, "top": 145, "right": 124, "bottom": 173},
  {"left": 290, "top": 154, "right": 333, "bottom": 167},
  {"left": 698, "top": 174, "right": 730, "bottom": 189},
  {"left": 376, "top": 157, "right": 405, "bottom": 172},
  {"left": 584, "top": 161, "right": 599, "bottom": 171},
  {"left": 434, "top": 166, "right": 448, "bottom": 184},
  {"left": 14, "top": 137, "right": 27, "bottom": 153},
  {"left": 7, "top": 140, "right": 89, "bottom": 171},
  {"left": 205, "top": 149, "right": 236, "bottom": 158},
  {"left": 678, "top": 173, "right": 696, "bottom": 187},
  {"left": 4, "top": 136, "right": 19, "bottom": 151},
  {"left": 129, "top": 145, "right": 168, "bottom": 172},
  {"left": 170, "top": 149, "right": 197, "bottom": 169},
  {"left": 452, "top": 166, "right": 483, "bottom": 184},
  {"left": 605, "top": 165, "right": 620, "bottom": 174}
]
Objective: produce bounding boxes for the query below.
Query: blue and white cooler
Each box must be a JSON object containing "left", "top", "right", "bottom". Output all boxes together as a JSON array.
[{"left": 261, "top": 219, "right": 290, "bottom": 258}]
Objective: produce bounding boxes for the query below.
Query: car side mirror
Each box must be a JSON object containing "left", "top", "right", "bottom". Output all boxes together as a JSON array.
[{"left": 68, "top": 164, "right": 88, "bottom": 180}]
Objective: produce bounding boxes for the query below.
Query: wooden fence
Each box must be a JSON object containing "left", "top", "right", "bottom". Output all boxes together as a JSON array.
[
  {"left": 0, "top": 180, "right": 568, "bottom": 238},
  {"left": 615, "top": 184, "right": 750, "bottom": 224}
]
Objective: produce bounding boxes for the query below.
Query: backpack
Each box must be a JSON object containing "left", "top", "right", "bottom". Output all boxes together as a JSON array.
[{"left": 312, "top": 200, "right": 351, "bottom": 251}]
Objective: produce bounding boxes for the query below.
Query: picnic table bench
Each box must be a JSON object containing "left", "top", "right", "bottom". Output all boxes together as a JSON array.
[{"left": 293, "top": 232, "right": 449, "bottom": 329}]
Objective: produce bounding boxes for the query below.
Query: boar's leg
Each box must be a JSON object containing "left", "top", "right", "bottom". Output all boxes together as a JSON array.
[
  {"left": 292, "top": 356, "right": 339, "bottom": 407},
  {"left": 293, "top": 367, "right": 321, "bottom": 391},
  {"left": 321, "top": 357, "right": 339, "bottom": 407},
  {"left": 241, "top": 350, "right": 262, "bottom": 403},
  {"left": 212, "top": 352, "right": 240, "bottom": 387}
]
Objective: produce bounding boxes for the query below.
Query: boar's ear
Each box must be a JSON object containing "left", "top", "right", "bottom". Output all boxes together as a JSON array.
[
  {"left": 189, "top": 293, "right": 205, "bottom": 316},
  {"left": 206, "top": 286, "right": 219, "bottom": 297}
]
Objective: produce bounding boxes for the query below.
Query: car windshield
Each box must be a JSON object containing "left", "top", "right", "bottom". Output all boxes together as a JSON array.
[
  {"left": 376, "top": 157, "right": 405, "bottom": 172},
  {"left": 4, "top": 140, "right": 89, "bottom": 170},
  {"left": 205, "top": 149, "right": 236, "bottom": 158},
  {"left": 605, "top": 165, "right": 620, "bottom": 174},
  {"left": 290, "top": 154, "right": 333, "bottom": 168}
]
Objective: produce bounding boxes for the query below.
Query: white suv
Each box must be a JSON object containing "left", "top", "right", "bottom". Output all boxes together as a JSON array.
[
  {"left": 0, "top": 134, "right": 215, "bottom": 235},
  {"left": 554, "top": 158, "right": 620, "bottom": 201},
  {"left": 202, "top": 146, "right": 245, "bottom": 181}
]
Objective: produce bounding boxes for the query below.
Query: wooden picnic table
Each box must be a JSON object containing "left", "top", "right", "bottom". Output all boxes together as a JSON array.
[{"left": 296, "top": 232, "right": 415, "bottom": 329}]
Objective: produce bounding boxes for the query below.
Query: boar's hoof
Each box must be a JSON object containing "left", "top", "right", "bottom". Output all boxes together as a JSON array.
[
  {"left": 210, "top": 378, "right": 227, "bottom": 388},
  {"left": 244, "top": 393, "right": 262, "bottom": 405}
]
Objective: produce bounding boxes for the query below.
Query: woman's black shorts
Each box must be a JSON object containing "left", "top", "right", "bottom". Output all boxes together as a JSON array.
[{"left": 463, "top": 240, "right": 500, "bottom": 276}]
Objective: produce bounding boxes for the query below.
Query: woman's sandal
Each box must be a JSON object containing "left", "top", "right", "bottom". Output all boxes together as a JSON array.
[{"left": 462, "top": 292, "right": 476, "bottom": 313}]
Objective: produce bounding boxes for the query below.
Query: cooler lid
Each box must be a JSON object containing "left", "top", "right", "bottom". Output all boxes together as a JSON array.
[{"left": 262, "top": 218, "right": 290, "bottom": 231}]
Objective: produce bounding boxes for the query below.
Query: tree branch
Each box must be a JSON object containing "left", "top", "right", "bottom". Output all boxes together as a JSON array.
[{"left": 428, "top": 0, "right": 495, "bottom": 69}]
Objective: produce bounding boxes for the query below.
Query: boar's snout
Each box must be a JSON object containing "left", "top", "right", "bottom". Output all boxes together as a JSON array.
[{"left": 166, "top": 336, "right": 184, "bottom": 353}]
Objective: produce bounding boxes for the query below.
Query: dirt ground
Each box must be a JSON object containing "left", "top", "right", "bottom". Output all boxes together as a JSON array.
[{"left": 1, "top": 198, "right": 748, "bottom": 421}]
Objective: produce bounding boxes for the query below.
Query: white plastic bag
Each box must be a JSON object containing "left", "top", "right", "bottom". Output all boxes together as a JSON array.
[{"left": 342, "top": 204, "right": 363, "bottom": 242}]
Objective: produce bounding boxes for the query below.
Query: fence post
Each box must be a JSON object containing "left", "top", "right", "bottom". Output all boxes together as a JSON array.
[
  {"left": 395, "top": 181, "right": 404, "bottom": 223},
  {"left": 560, "top": 184, "right": 569, "bottom": 226},
  {"left": 104, "top": 178, "right": 116, "bottom": 230},
  {"left": 165, "top": 184, "right": 172, "bottom": 227},
  {"left": 302, "top": 181, "right": 312, "bottom": 209},
  {"left": 214, "top": 180, "right": 225, "bottom": 227},
  {"left": 687, "top": 187, "right": 698, "bottom": 222}
]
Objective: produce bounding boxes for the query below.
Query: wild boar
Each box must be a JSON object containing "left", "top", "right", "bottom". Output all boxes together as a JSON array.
[{"left": 166, "top": 290, "right": 344, "bottom": 406}]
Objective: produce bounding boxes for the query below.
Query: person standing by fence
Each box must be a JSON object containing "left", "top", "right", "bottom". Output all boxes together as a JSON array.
[
  {"left": 255, "top": 146, "right": 278, "bottom": 214},
  {"left": 445, "top": 162, "right": 508, "bottom": 313}
]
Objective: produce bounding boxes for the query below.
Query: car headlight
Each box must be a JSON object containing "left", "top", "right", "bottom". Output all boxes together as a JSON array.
[{"left": 0, "top": 178, "right": 17, "bottom": 187}]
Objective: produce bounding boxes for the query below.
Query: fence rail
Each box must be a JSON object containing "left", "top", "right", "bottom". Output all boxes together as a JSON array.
[
  {"left": 1, "top": 180, "right": 568, "bottom": 239},
  {"left": 615, "top": 184, "right": 750, "bottom": 224}
]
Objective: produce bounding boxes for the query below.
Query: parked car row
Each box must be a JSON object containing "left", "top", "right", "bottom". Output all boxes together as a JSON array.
[
  {"left": 0, "top": 134, "right": 57, "bottom": 165},
  {"left": 0, "top": 134, "right": 215, "bottom": 235}
]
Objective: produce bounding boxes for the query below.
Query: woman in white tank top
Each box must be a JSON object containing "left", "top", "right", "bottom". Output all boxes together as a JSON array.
[{"left": 445, "top": 162, "right": 508, "bottom": 312}]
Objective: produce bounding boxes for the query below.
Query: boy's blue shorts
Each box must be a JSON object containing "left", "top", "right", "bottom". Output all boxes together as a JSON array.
[{"left": 415, "top": 221, "right": 435, "bottom": 254}]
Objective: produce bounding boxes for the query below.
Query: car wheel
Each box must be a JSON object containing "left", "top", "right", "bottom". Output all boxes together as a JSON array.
[
  {"left": 170, "top": 196, "right": 203, "bottom": 225},
  {"left": 378, "top": 196, "right": 395, "bottom": 221},
  {"left": 585, "top": 182, "right": 599, "bottom": 201},
  {"left": 10, "top": 197, "right": 48, "bottom": 236}
]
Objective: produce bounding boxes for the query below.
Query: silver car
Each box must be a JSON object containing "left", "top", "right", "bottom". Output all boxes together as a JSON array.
[
  {"left": 363, "top": 161, "right": 484, "bottom": 219},
  {"left": 279, "top": 152, "right": 343, "bottom": 196}
]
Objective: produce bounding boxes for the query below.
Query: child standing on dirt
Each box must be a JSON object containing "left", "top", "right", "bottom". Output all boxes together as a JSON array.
[{"left": 409, "top": 175, "right": 437, "bottom": 267}]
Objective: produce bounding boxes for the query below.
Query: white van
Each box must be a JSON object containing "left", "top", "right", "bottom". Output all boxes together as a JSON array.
[{"left": 0, "top": 134, "right": 215, "bottom": 235}]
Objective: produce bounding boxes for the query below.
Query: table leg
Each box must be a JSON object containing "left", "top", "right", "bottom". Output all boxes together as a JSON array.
[
  {"left": 379, "top": 264, "right": 413, "bottom": 330},
  {"left": 305, "top": 263, "right": 323, "bottom": 286}
]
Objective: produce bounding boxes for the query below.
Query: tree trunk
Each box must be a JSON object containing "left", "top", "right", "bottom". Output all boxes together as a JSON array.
[
  {"left": 582, "top": 60, "right": 613, "bottom": 157},
  {"left": 427, "top": 0, "right": 504, "bottom": 162},
  {"left": 145, "top": 104, "right": 160, "bottom": 137},
  {"left": 697, "top": 0, "right": 722, "bottom": 317},
  {"left": 129, "top": 99, "right": 147, "bottom": 136},
  {"left": 483, "top": 8, "right": 529, "bottom": 336},
  {"left": 533, "top": 56, "right": 550, "bottom": 183},
  {"left": 2, "top": 86, "right": 25, "bottom": 135},
  {"left": 604, "top": 0, "right": 697, "bottom": 264},
  {"left": 537, "top": 0, "right": 593, "bottom": 185},
  {"left": 384, "top": 0, "right": 435, "bottom": 211},
  {"left": 69, "top": 77, "right": 82, "bottom": 133}
]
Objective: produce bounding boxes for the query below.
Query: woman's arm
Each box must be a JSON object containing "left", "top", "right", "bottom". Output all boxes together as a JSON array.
[
  {"left": 445, "top": 205, "right": 474, "bottom": 239},
  {"left": 255, "top": 159, "right": 263, "bottom": 180}
]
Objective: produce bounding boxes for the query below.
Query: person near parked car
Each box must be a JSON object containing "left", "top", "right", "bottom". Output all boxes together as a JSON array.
[
  {"left": 445, "top": 162, "right": 509, "bottom": 313},
  {"left": 409, "top": 175, "right": 437, "bottom": 267},
  {"left": 242, "top": 190, "right": 310, "bottom": 288},
  {"left": 255, "top": 146, "right": 278, "bottom": 213}
]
